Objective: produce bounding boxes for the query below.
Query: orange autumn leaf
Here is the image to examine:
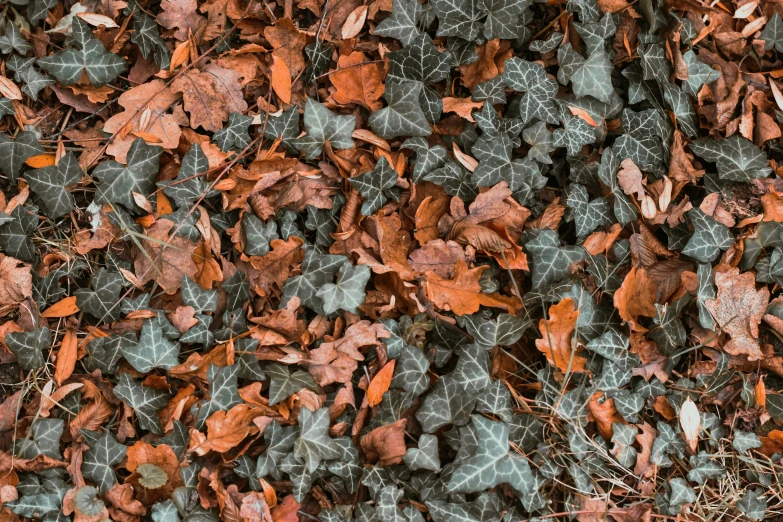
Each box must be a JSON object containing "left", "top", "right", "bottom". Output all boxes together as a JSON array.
[
  {"left": 442, "top": 97, "right": 484, "bottom": 121},
  {"left": 366, "top": 360, "right": 395, "bottom": 406},
  {"left": 760, "top": 430, "right": 783, "bottom": 456},
  {"left": 24, "top": 154, "right": 56, "bottom": 168},
  {"left": 271, "top": 495, "right": 299, "bottom": 522},
  {"left": 587, "top": 392, "right": 625, "bottom": 440},
  {"left": 331, "top": 51, "right": 385, "bottom": 111},
  {"left": 189, "top": 404, "right": 263, "bottom": 455},
  {"left": 54, "top": 324, "right": 78, "bottom": 385},
  {"left": 613, "top": 266, "right": 658, "bottom": 332},
  {"left": 535, "top": 298, "right": 587, "bottom": 373},
  {"left": 271, "top": 55, "right": 292, "bottom": 105},
  {"left": 41, "top": 296, "right": 80, "bottom": 318},
  {"left": 422, "top": 259, "right": 521, "bottom": 316}
]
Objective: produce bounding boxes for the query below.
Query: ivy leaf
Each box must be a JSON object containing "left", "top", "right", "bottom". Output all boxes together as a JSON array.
[
  {"left": 473, "top": 76, "right": 507, "bottom": 105},
  {"left": 256, "top": 420, "right": 298, "bottom": 480},
  {"left": 689, "top": 134, "right": 771, "bottom": 181},
  {"left": 151, "top": 500, "right": 180, "bottom": 522},
  {"left": 762, "top": 12, "right": 783, "bottom": 52},
  {"left": 431, "top": 0, "right": 483, "bottom": 40},
  {"left": 114, "top": 373, "right": 171, "bottom": 434},
  {"left": 390, "top": 344, "right": 430, "bottom": 396},
  {"left": 28, "top": 0, "right": 57, "bottom": 24},
  {"left": 481, "top": 0, "right": 526, "bottom": 39},
  {"left": 472, "top": 135, "right": 542, "bottom": 192},
  {"left": 122, "top": 319, "right": 180, "bottom": 372},
  {"left": 0, "top": 131, "right": 45, "bottom": 182},
  {"left": 454, "top": 343, "right": 491, "bottom": 393},
  {"left": 294, "top": 407, "right": 340, "bottom": 473},
  {"left": 316, "top": 263, "right": 371, "bottom": 315},
  {"left": 327, "top": 437, "right": 362, "bottom": 493},
  {"left": 516, "top": 78, "right": 559, "bottom": 125},
  {"left": 369, "top": 80, "right": 431, "bottom": 139},
  {"left": 264, "top": 107, "right": 301, "bottom": 152},
  {"left": 158, "top": 143, "right": 214, "bottom": 207},
  {"left": 613, "top": 133, "right": 663, "bottom": 174},
  {"left": 8, "top": 56, "right": 55, "bottom": 101},
  {"left": 425, "top": 501, "right": 479, "bottom": 522},
  {"left": 448, "top": 416, "right": 535, "bottom": 494},
  {"left": 373, "top": 0, "right": 422, "bottom": 45},
  {"left": 649, "top": 297, "right": 688, "bottom": 355},
  {"left": 350, "top": 157, "right": 399, "bottom": 215},
  {"left": 281, "top": 251, "right": 347, "bottom": 314},
  {"left": 566, "top": 184, "right": 612, "bottom": 237},
  {"left": 570, "top": 49, "right": 614, "bottom": 104},
  {"left": 295, "top": 98, "right": 355, "bottom": 159},
  {"left": 75, "top": 268, "right": 124, "bottom": 322},
  {"left": 402, "top": 137, "right": 448, "bottom": 182},
  {"left": 6, "top": 494, "right": 61, "bottom": 519},
  {"left": 523, "top": 122, "right": 556, "bottom": 164},
  {"left": 192, "top": 364, "right": 242, "bottom": 428},
  {"left": 93, "top": 138, "right": 162, "bottom": 210},
  {"left": 526, "top": 229, "right": 585, "bottom": 288},
  {"left": 131, "top": 13, "right": 171, "bottom": 69},
  {"left": 665, "top": 478, "right": 695, "bottom": 514},
  {"left": 681, "top": 208, "right": 733, "bottom": 263},
  {"left": 404, "top": 434, "right": 441, "bottom": 471},
  {"left": 416, "top": 374, "right": 476, "bottom": 433},
  {"left": 461, "top": 313, "right": 526, "bottom": 350},
  {"left": 424, "top": 160, "right": 478, "bottom": 200},
  {"left": 38, "top": 18, "right": 125, "bottom": 86},
  {"left": 82, "top": 431, "right": 127, "bottom": 493},
  {"left": 553, "top": 114, "right": 595, "bottom": 155},
  {"left": 84, "top": 333, "right": 136, "bottom": 375},
  {"left": 733, "top": 430, "right": 761, "bottom": 453},
  {"left": 651, "top": 421, "right": 686, "bottom": 467},
  {"left": 181, "top": 275, "right": 217, "bottom": 313},
  {"left": 502, "top": 58, "right": 547, "bottom": 92},
  {"left": 266, "top": 362, "right": 317, "bottom": 405},
  {"left": 475, "top": 380, "right": 512, "bottom": 421},
  {"left": 16, "top": 418, "right": 63, "bottom": 459},
  {"left": 213, "top": 112, "right": 253, "bottom": 152},
  {"left": 610, "top": 424, "right": 638, "bottom": 467},
  {"left": 597, "top": 147, "right": 638, "bottom": 225},
  {"left": 573, "top": 13, "right": 615, "bottom": 56},
  {"left": 0, "top": 23, "right": 31, "bottom": 55},
  {"left": 738, "top": 489, "right": 767, "bottom": 521},
  {"left": 682, "top": 50, "right": 719, "bottom": 96},
  {"left": 6, "top": 327, "right": 50, "bottom": 371},
  {"left": 243, "top": 213, "right": 279, "bottom": 256},
  {"left": 687, "top": 451, "right": 724, "bottom": 484},
  {"left": 25, "top": 152, "right": 82, "bottom": 218}
]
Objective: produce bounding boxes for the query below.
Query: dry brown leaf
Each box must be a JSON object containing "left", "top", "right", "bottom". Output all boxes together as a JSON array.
[
  {"left": 303, "top": 321, "right": 389, "bottom": 386},
  {"left": 264, "top": 18, "right": 307, "bottom": 76},
  {"left": 240, "top": 492, "right": 274, "bottom": 522},
  {"left": 414, "top": 196, "right": 450, "bottom": 245},
  {"left": 41, "top": 296, "right": 80, "bottom": 318},
  {"left": 125, "top": 440, "right": 181, "bottom": 487},
  {"left": 761, "top": 192, "right": 783, "bottom": 222},
  {"left": 69, "top": 380, "right": 114, "bottom": 437},
  {"left": 705, "top": 267, "right": 769, "bottom": 361},
  {"left": 442, "top": 97, "right": 484, "bottom": 121},
  {"left": 0, "top": 254, "right": 31, "bottom": 306},
  {"left": 156, "top": 0, "right": 205, "bottom": 40},
  {"left": 366, "top": 360, "right": 395, "bottom": 406},
  {"left": 360, "top": 418, "right": 407, "bottom": 466},
  {"left": 535, "top": 298, "right": 587, "bottom": 373},
  {"left": 613, "top": 266, "right": 658, "bottom": 332},
  {"left": 634, "top": 422, "right": 657, "bottom": 478},
  {"left": 617, "top": 158, "right": 645, "bottom": 200},
  {"left": 133, "top": 217, "right": 198, "bottom": 293},
  {"left": 53, "top": 325, "right": 78, "bottom": 385},
  {"left": 189, "top": 404, "right": 262, "bottom": 455},
  {"left": 271, "top": 495, "right": 299, "bottom": 522},
  {"left": 458, "top": 39, "right": 512, "bottom": 89},
  {"left": 331, "top": 51, "right": 385, "bottom": 111},
  {"left": 408, "top": 239, "right": 470, "bottom": 278},
  {"left": 247, "top": 236, "right": 305, "bottom": 293},
  {"left": 587, "top": 392, "right": 624, "bottom": 439},
  {"left": 422, "top": 259, "right": 521, "bottom": 316},
  {"left": 271, "top": 55, "right": 292, "bottom": 105},
  {"left": 171, "top": 64, "right": 248, "bottom": 132}
]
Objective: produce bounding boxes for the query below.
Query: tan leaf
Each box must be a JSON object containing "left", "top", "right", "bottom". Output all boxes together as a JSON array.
[
  {"left": 264, "top": 18, "right": 307, "bottom": 76},
  {"left": 0, "top": 254, "right": 32, "bottom": 306},
  {"left": 634, "top": 422, "right": 658, "bottom": 478},
  {"left": 271, "top": 56, "right": 292, "bottom": 105},
  {"left": 366, "top": 360, "right": 395, "bottom": 406},
  {"left": 422, "top": 259, "right": 521, "bottom": 316},
  {"left": 535, "top": 298, "right": 587, "bottom": 373},
  {"left": 360, "top": 418, "right": 407, "bottom": 466},
  {"left": 303, "top": 321, "right": 389, "bottom": 386},
  {"left": 0, "top": 76, "right": 22, "bottom": 100},
  {"left": 408, "top": 239, "right": 470, "bottom": 278},
  {"left": 54, "top": 326, "right": 78, "bottom": 385},
  {"left": 617, "top": 158, "right": 645, "bottom": 199},
  {"left": 133, "top": 217, "right": 199, "bottom": 293},
  {"left": 189, "top": 404, "right": 263, "bottom": 455},
  {"left": 613, "top": 266, "right": 658, "bottom": 332},
  {"left": 679, "top": 397, "right": 700, "bottom": 454},
  {"left": 171, "top": 64, "right": 248, "bottom": 132},
  {"left": 705, "top": 267, "right": 769, "bottom": 361},
  {"left": 442, "top": 97, "right": 484, "bottom": 121},
  {"left": 271, "top": 495, "right": 299, "bottom": 522},
  {"left": 331, "top": 52, "right": 385, "bottom": 111},
  {"left": 156, "top": 0, "right": 205, "bottom": 40},
  {"left": 341, "top": 5, "right": 368, "bottom": 38}
]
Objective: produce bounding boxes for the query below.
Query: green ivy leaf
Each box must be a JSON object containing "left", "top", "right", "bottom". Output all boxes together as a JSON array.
[
  {"left": 481, "top": 0, "right": 526, "bottom": 39},
  {"left": 84, "top": 333, "right": 136, "bottom": 374},
  {"left": 423, "top": 160, "right": 477, "bottom": 200},
  {"left": 131, "top": 13, "right": 171, "bottom": 69},
  {"left": 137, "top": 463, "right": 169, "bottom": 489},
  {"left": 25, "top": 151, "right": 82, "bottom": 218},
  {"left": 690, "top": 134, "right": 771, "bottom": 182},
  {"left": 327, "top": 437, "right": 362, "bottom": 493},
  {"left": 390, "top": 344, "right": 430, "bottom": 396},
  {"left": 159, "top": 142, "right": 214, "bottom": 207},
  {"left": 181, "top": 275, "right": 217, "bottom": 313},
  {"left": 266, "top": 362, "right": 317, "bottom": 405},
  {"left": 0, "top": 23, "right": 31, "bottom": 55},
  {"left": 28, "top": 0, "right": 57, "bottom": 24},
  {"left": 256, "top": 420, "right": 298, "bottom": 480},
  {"left": 525, "top": 229, "right": 585, "bottom": 288},
  {"left": 38, "top": 18, "right": 125, "bottom": 86},
  {"left": 10, "top": 57, "right": 55, "bottom": 100},
  {"left": 569, "top": 49, "right": 613, "bottom": 104},
  {"left": 566, "top": 183, "right": 612, "bottom": 237},
  {"left": 281, "top": 251, "right": 348, "bottom": 314},
  {"left": 687, "top": 451, "right": 724, "bottom": 484},
  {"left": 738, "top": 489, "right": 767, "bottom": 521},
  {"left": 264, "top": 107, "right": 300, "bottom": 152},
  {"left": 6, "top": 494, "right": 61, "bottom": 519},
  {"left": 0, "top": 131, "right": 44, "bottom": 182},
  {"left": 431, "top": 0, "right": 483, "bottom": 40},
  {"left": 93, "top": 137, "right": 161, "bottom": 210},
  {"left": 373, "top": 0, "right": 422, "bottom": 45},
  {"left": 682, "top": 50, "right": 718, "bottom": 96},
  {"left": 75, "top": 268, "right": 124, "bottom": 322},
  {"left": 82, "top": 430, "right": 127, "bottom": 493},
  {"left": 404, "top": 434, "right": 441, "bottom": 471},
  {"left": 573, "top": 12, "right": 615, "bottom": 56},
  {"left": 416, "top": 374, "right": 476, "bottom": 433},
  {"left": 316, "top": 263, "right": 371, "bottom": 315},
  {"left": 294, "top": 407, "right": 340, "bottom": 473},
  {"left": 762, "top": 12, "right": 783, "bottom": 52},
  {"left": 114, "top": 373, "right": 171, "bottom": 434},
  {"left": 454, "top": 343, "right": 491, "bottom": 393},
  {"left": 213, "top": 112, "right": 253, "bottom": 152},
  {"left": 16, "top": 418, "right": 63, "bottom": 459},
  {"left": 733, "top": 430, "right": 761, "bottom": 453},
  {"left": 122, "top": 319, "right": 180, "bottom": 373},
  {"left": 460, "top": 313, "right": 527, "bottom": 350},
  {"left": 151, "top": 500, "right": 180, "bottom": 522},
  {"left": 475, "top": 380, "right": 512, "bottom": 421},
  {"left": 651, "top": 421, "right": 686, "bottom": 467},
  {"left": 369, "top": 80, "right": 431, "bottom": 139},
  {"left": 402, "top": 137, "right": 448, "bottom": 183},
  {"left": 681, "top": 208, "right": 733, "bottom": 263},
  {"left": 517, "top": 78, "right": 559, "bottom": 125},
  {"left": 243, "top": 213, "right": 278, "bottom": 256},
  {"left": 6, "top": 327, "right": 50, "bottom": 371},
  {"left": 350, "top": 157, "right": 398, "bottom": 215},
  {"left": 192, "top": 364, "right": 242, "bottom": 428},
  {"left": 295, "top": 98, "right": 355, "bottom": 159}
]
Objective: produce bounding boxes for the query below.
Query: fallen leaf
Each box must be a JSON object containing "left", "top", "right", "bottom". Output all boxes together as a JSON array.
[
  {"left": 422, "top": 259, "right": 521, "bottom": 315},
  {"left": 172, "top": 64, "right": 248, "bottom": 132},
  {"left": 189, "top": 404, "right": 263, "bottom": 455},
  {"left": 0, "top": 254, "right": 31, "bottom": 306},
  {"left": 133, "top": 217, "right": 199, "bottom": 293},
  {"left": 613, "top": 266, "right": 658, "bottom": 332},
  {"left": 366, "top": 360, "right": 395, "bottom": 406},
  {"left": 331, "top": 51, "right": 385, "bottom": 111},
  {"left": 360, "top": 418, "right": 407, "bottom": 466},
  {"left": 535, "top": 298, "right": 588, "bottom": 373}
]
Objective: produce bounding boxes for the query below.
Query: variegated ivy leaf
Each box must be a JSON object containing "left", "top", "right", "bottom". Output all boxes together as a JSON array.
[
  {"left": 424, "top": 160, "right": 478, "bottom": 200},
  {"left": 425, "top": 501, "right": 479, "bottom": 522},
  {"left": 473, "top": 76, "right": 506, "bottom": 105},
  {"left": 131, "top": 13, "right": 171, "bottom": 69},
  {"left": 6, "top": 327, "right": 50, "bottom": 371},
  {"left": 471, "top": 135, "right": 542, "bottom": 192},
  {"left": 82, "top": 431, "right": 127, "bottom": 494},
  {"left": 416, "top": 374, "right": 476, "bottom": 433},
  {"left": 762, "top": 12, "right": 783, "bottom": 52},
  {"left": 316, "top": 263, "right": 371, "bottom": 315},
  {"left": 573, "top": 12, "right": 615, "bottom": 56},
  {"left": 213, "top": 112, "right": 253, "bottom": 152},
  {"left": 369, "top": 80, "right": 431, "bottom": 139},
  {"left": 663, "top": 478, "right": 695, "bottom": 515},
  {"left": 28, "top": 0, "right": 57, "bottom": 24},
  {"left": 151, "top": 500, "right": 180, "bottom": 522},
  {"left": 566, "top": 183, "right": 612, "bottom": 237},
  {"left": 38, "top": 18, "right": 125, "bottom": 86},
  {"left": 158, "top": 142, "right": 215, "bottom": 207},
  {"left": 690, "top": 134, "right": 772, "bottom": 181},
  {"left": 638, "top": 42, "right": 671, "bottom": 84},
  {"left": 448, "top": 416, "right": 536, "bottom": 494},
  {"left": 0, "top": 131, "right": 44, "bottom": 182},
  {"left": 0, "top": 204, "right": 38, "bottom": 262},
  {"left": 281, "top": 251, "right": 348, "bottom": 314},
  {"left": 597, "top": 146, "right": 637, "bottom": 225},
  {"left": 181, "top": 275, "right": 217, "bottom": 313},
  {"left": 122, "top": 319, "right": 180, "bottom": 373},
  {"left": 681, "top": 208, "right": 733, "bottom": 262},
  {"left": 473, "top": 103, "right": 524, "bottom": 143},
  {"left": 93, "top": 138, "right": 161, "bottom": 210},
  {"left": 687, "top": 451, "right": 724, "bottom": 484},
  {"left": 390, "top": 344, "right": 430, "bottom": 396},
  {"left": 553, "top": 113, "right": 594, "bottom": 156},
  {"left": 350, "top": 157, "right": 399, "bottom": 215},
  {"left": 6, "top": 494, "right": 61, "bottom": 519},
  {"left": 460, "top": 313, "right": 527, "bottom": 350},
  {"left": 569, "top": 49, "right": 613, "bottom": 104},
  {"left": 611, "top": 423, "right": 637, "bottom": 467},
  {"left": 402, "top": 137, "right": 447, "bottom": 183},
  {"left": 0, "top": 23, "right": 31, "bottom": 55},
  {"left": 738, "top": 489, "right": 767, "bottom": 521},
  {"left": 0, "top": 98, "right": 13, "bottom": 118},
  {"left": 295, "top": 98, "right": 355, "bottom": 159},
  {"left": 243, "top": 213, "right": 278, "bottom": 256},
  {"left": 649, "top": 296, "right": 688, "bottom": 355},
  {"left": 530, "top": 31, "right": 563, "bottom": 53},
  {"left": 651, "top": 421, "right": 686, "bottom": 467},
  {"left": 431, "top": 0, "right": 483, "bottom": 40},
  {"left": 33, "top": 258, "right": 88, "bottom": 307},
  {"left": 264, "top": 106, "right": 300, "bottom": 152},
  {"left": 294, "top": 407, "right": 340, "bottom": 473},
  {"left": 16, "top": 418, "right": 63, "bottom": 459},
  {"left": 84, "top": 333, "right": 136, "bottom": 375},
  {"left": 523, "top": 121, "right": 555, "bottom": 165},
  {"left": 404, "top": 434, "right": 441, "bottom": 471},
  {"left": 516, "top": 78, "right": 559, "bottom": 125},
  {"left": 25, "top": 152, "right": 82, "bottom": 218},
  {"left": 373, "top": 0, "right": 422, "bottom": 46},
  {"left": 192, "top": 364, "right": 242, "bottom": 428},
  {"left": 75, "top": 268, "right": 124, "bottom": 322},
  {"left": 525, "top": 229, "right": 585, "bottom": 288},
  {"left": 373, "top": 485, "right": 406, "bottom": 522},
  {"left": 586, "top": 330, "right": 639, "bottom": 369},
  {"left": 256, "top": 420, "right": 298, "bottom": 480},
  {"left": 304, "top": 41, "right": 333, "bottom": 82},
  {"left": 281, "top": 453, "right": 325, "bottom": 502},
  {"left": 663, "top": 83, "right": 698, "bottom": 138},
  {"left": 502, "top": 58, "right": 546, "bottom": 93},
  {"left": 114, "top": 373, "right": 171, "bottom": 434},
  {"left": 475, "top": 380, "right": 512, "bottom": 421},
  {"left": 326, "top": 437, "right": 362, "bottom": 493},
  {"left": 682, "top": 50, "right": 719, "bottom": 96},
  {"left": 481, "top": 0, "right": 527, "bottom": 39},
  {"left": 266, "top": 362, "right": 317, "bottom": 405},
  {"left": 733, "top": 430, "right": 762, "bottom": 453},
  {"left": 454, "top": 343, "right": 491, "bottom": 393}
]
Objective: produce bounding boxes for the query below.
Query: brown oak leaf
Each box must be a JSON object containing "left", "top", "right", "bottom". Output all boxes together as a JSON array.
[
  {"left": 0, "top": 254, "right": 31, "bottom": 306},
  {"left": 331, "top": 51, "right": 385, "bottom": 110},
  {"left": 172, "top": 64, "right": 248, "bottom": 132},
  {"left": 535, "top": 297, "right": 588, "bottom": 373}
]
